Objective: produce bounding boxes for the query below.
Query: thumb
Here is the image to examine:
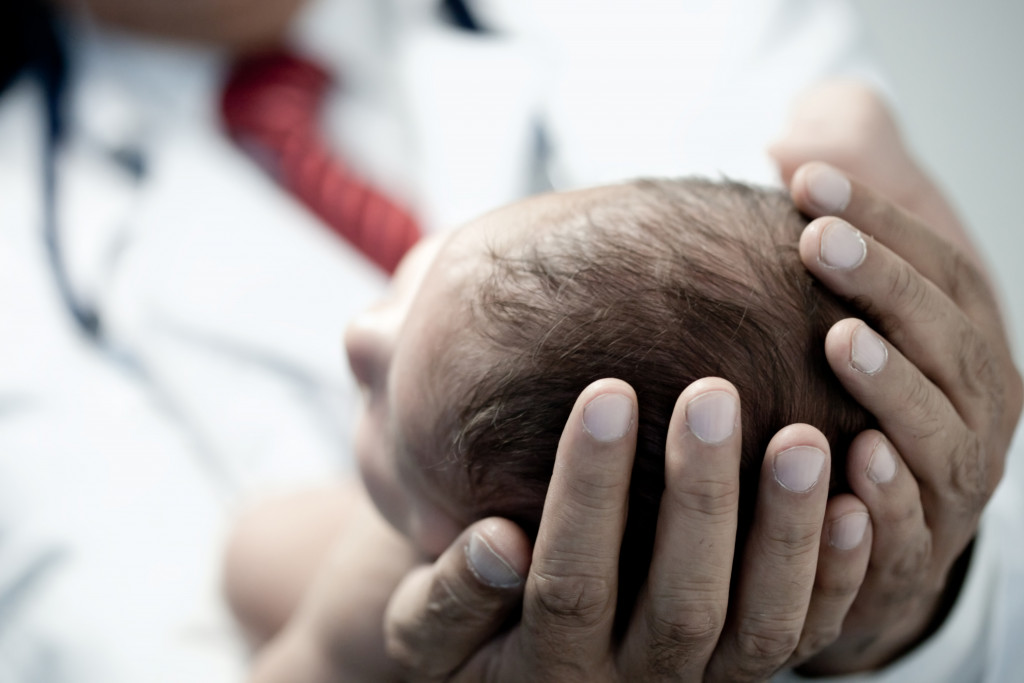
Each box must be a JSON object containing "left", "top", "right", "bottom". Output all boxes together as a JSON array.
[{"left": 384, "top": 518, "right": 531, "bottom": 680}]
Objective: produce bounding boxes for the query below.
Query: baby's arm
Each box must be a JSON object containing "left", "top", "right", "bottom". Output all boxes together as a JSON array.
[{"left": 223, "top": 481, "right": 419, "bottom": 682}]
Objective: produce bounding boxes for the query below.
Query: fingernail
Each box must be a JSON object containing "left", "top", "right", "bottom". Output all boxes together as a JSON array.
[
  {"left": 774, "top": 446, "right": 826, "bottom": 493},
  {"left": 466, "top": 533, "right": 522, "bottom": 588},
  {"left": 582, "top": 393, "right": 634, "bottom": 442},
  {"left": 867, "top": 439, "right": 898, "bottom": 484},
  {"left": 686, "top": 390, "right": 737, "bottom": 444},
  {"left": 851, "top": 325, "right": 887, "bottom": 374},
  {"left": 829, "top": 512, "right": 869, "bottom": 550},
  {"left": 806, "top": 164, "right": 852, "bottom": 214},
  {"left": 819, "top": 220, "right": 867, "bottom": 270}
]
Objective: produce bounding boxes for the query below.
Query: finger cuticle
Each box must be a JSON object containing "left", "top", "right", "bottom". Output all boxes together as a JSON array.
[
  {"left": 867, "top": 439, "right": 898, "bottom": 484},
  {"left": 686, "top": 390, "right": 737, "bottom": 444},
  {"left": 829, "top": 512, "right": 869, "bottom": 550},
  {"left": 806, "top": 164, "right": 852, "bottom": 214},
  {"left": 466, "top": 532, "right": 523, "bottom": 588},
  {"left": 819, "top": 219, "right": 867, "bottom": 270},
  {"left": 774, "top": 446, "right": 826, "bottom": 493},
  {"left": 850, "top": 325, "right": 888, "bottom": 375},
  {"left": 582, "top": 393, "right": 634, "bottom": 442}
]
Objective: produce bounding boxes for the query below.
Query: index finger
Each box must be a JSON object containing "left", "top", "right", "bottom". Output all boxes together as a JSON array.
[{"left": 521, "top": 378, "right": 638, "bottom": 670}]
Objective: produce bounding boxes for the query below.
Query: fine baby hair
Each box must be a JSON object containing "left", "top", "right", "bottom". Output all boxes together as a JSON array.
[{"left": 439, "top": 178, "right": 874, "bottom": 622}]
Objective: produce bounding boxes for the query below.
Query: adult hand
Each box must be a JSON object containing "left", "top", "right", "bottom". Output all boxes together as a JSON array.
[
  {"left": 383, "top": 165, "right": 1022, "bottom": 680},
  {"left": 770, "top": 83, "right": 1021, "bottom": 669},
  {"left": 786, "top": 162, "right": 1023, "bottom": 673},
  {"left": 769, "top": 79, "right": 988, "bottom": 281},
  {"left": 385, "top": 377, "right": 874, "bottom": 681}
]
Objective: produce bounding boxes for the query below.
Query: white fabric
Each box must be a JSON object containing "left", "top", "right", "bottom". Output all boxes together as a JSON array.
[{"left": 0, "top": 0, "right": 1016, "bottom": 680}]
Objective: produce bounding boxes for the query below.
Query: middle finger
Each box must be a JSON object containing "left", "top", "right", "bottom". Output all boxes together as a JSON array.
[
  {"left": 620, "top": 378, "right": 742, "bottom": 680},
  {"left": 706, "top": 424, "right": 831, "bottom": 682}
]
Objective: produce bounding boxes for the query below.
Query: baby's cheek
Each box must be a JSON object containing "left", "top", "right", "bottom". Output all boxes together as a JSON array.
[{"left": 354, "top": 418, "right": 410, "bottom": 538}]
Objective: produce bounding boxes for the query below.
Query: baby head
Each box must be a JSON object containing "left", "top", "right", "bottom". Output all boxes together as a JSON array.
[{"left": 345, "top": 178, "right": 873, "bottom": 610}]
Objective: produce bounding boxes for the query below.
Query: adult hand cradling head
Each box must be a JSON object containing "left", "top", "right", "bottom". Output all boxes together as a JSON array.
[{"left": 381, "top": 160, "right": 1022, "bottom": 681}]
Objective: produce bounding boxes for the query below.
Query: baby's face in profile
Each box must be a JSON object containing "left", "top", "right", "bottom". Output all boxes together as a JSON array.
[{"left": 344, "top": 232, "right": 469, "bottom": 558}]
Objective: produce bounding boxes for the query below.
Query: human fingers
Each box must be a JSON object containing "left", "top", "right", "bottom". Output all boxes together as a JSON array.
[
  {"left": 794, "top": 161, "right": 1022, "bottom": 454},
  {"left": 789, "top": 160, "right": 1023, "bottom": 674},
  {"left": 799, "top": 217, "right": 1006, "bottom": 445},
  {"left": 822, "top": 318, "right": 998, "bottom": 527},
  {"left": 843, "top": 431, "right": 942, "bottom": 651},
  {"left": 518, "top": 378, "right": 638, "bottom": 674},
  {"left": 767, "top": 80, "right": 908, "bottom": 188},
  {"left": 619, "top": 378, "right": 742, "bottom": 680},
  {"left": 844, "top": 431, "right": 935, "bottom": 595},
  {"left": 789, "top": 161, "right": 996, "bottom": 329},
  {"left": 799, "top": 430, "right": 934, "bottom": 674},
  {"left": 705, "top": 424, "right": 831, "bottom": 682},
  {"left": 788, "top": 493, "right": 872, "bottom": 669},
  {"left": 384, "top": 518, "right": 531, "bottom": 680}
]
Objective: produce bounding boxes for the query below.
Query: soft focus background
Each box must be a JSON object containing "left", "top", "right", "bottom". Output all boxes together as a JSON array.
[
  {"left": 1, "top": 3, "right": 1021, "bottom": 681},
  {"left": 855, "top": 0, "right": 1024, "bottom": 350}
]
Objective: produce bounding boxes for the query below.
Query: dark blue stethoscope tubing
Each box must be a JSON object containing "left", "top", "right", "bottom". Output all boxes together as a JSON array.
[
  {"left": 37, "top": 0, "right": 491, "bottom": 340},
  {"left": 37, "top": 21, "right": 102, "bottom": 339}
]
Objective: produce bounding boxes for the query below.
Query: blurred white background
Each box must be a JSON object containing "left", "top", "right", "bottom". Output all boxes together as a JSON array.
[{"left": 855, "top": 0, "right": 1024, "bottom": 352}]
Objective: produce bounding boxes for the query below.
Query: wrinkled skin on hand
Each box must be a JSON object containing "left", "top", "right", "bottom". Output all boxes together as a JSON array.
[{"left": 384, "top": 85, "right": 1023, "bottom": 678}]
